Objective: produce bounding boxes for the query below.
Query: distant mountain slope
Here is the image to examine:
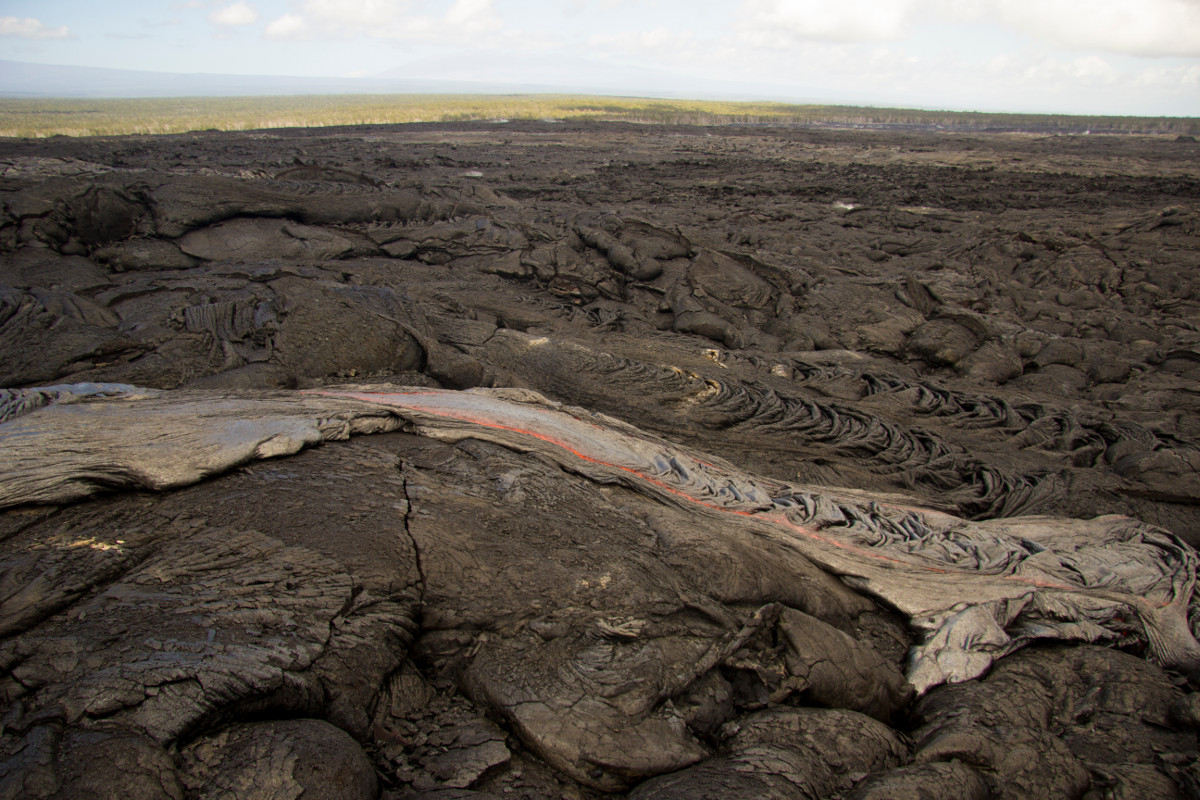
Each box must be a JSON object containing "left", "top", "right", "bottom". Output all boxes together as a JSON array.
[
  {"left": 0, "top": 58, "right": 837, "bottom": 103},
  {"left": 0, "top": 59, "right": 553, "bottom": 98}
]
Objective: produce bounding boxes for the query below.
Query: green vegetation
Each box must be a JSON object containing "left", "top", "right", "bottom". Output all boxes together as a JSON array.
[{"left": 1, "top": 94, "right": 1196, "bottom": 138}]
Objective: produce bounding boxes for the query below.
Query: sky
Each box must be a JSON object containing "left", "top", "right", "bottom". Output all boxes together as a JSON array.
[{"left": 2, "top": 0, "right": 1199, "bottom": 115}]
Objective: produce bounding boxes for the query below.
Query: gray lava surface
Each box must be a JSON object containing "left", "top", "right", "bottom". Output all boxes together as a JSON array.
[{"left": 1, "top": 121, "right": 1199, "bottom": 798}]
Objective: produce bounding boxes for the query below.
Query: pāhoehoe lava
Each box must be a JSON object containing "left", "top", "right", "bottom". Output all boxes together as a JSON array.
[{"left": 2, "top": 121, "right": 1198, "bottom": 798}]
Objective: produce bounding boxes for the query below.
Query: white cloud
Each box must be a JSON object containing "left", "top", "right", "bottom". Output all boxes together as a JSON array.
[
  {"left": 1014, "top": 54, "right": 1120, "bottom": 88},
  {"left": 568, "top": 0, "right": 625, "bottom": 10},
  {"left": 989, "top": 0, "right": 1200, "bottom": 58},
  {"left": 209, "top": 2, "right": 260, "bottom": 27},
  {"left": 0, "top": 16, "right": 71, "bottom": 39},
  {"left": 1131, "top": 62, "right": 1200, "bottom": 88},
  {"left": 588, "top": 26, "right": 705, "bottom": 67},
  {"left": 157, "top": 0, "right": 1198, "bottom": 114},
  {"left": 583, "top": 12, "right": 1194, "bottom": 115},
  {"left": 293, "top": 0, "right": 406, "bottom": 31},
  {"left": 958, "top": 50, "right": 1200, "bottom": 112},
  {"left": 443, "top": 0, "right": 503, "bottom": 36},
  {"left": 737, "top": 0, "right": 915, "bottom": 45},
  {"left": 263, "top": 0, "right": 504, "bottom": 44},
  {"left": 733, "top": 0, "right": 1200, "bottom": 57},
  {"left": 265, "top": 13, "right": 311, "bottom": 39}
]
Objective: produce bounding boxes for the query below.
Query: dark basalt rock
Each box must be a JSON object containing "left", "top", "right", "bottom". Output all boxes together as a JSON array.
[
  {"left": 180, "top": 719, "right": 379, "bottom": 800},
  {"left": 1, "top": 121, "right": 1199, "bottom": 798}
]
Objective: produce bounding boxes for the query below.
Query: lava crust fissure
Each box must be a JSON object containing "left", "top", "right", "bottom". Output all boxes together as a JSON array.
[{"left": 2, "top": 121, "right": 1199, "bottom": 799}]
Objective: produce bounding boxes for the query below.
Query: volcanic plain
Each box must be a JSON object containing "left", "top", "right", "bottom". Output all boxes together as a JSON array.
[{"left": 1, "top": 119, "right": 1199, "bottom": 799}]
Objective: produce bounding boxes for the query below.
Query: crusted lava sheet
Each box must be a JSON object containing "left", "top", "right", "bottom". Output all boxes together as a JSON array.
[{"left": 2, "top": 383, "right": 1197, "bottom": 694}]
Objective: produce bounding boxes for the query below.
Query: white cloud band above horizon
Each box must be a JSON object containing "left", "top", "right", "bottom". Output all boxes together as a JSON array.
[
  {"left": 737, "top": 0, "right": 1200, "bottom": 57},
  {"left": 210, "top": 2, "right": 261, "bottom": 27},
  {"left": 245, "top": 0, "right": 1200, "bottom": 56},
  {"left": 2, "top": 1, "right": 1199, "bottom": 116},
  {"left": 263, "top": 0, "right": 504, "bottom": 43},
  {"left": 0, "top": 16, "right": 71, "bottom": 40}
]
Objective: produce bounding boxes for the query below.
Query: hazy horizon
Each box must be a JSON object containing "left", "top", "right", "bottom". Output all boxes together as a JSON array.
[{"left": 2, "top": 1, "right": 1198, "bottom": 116}]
